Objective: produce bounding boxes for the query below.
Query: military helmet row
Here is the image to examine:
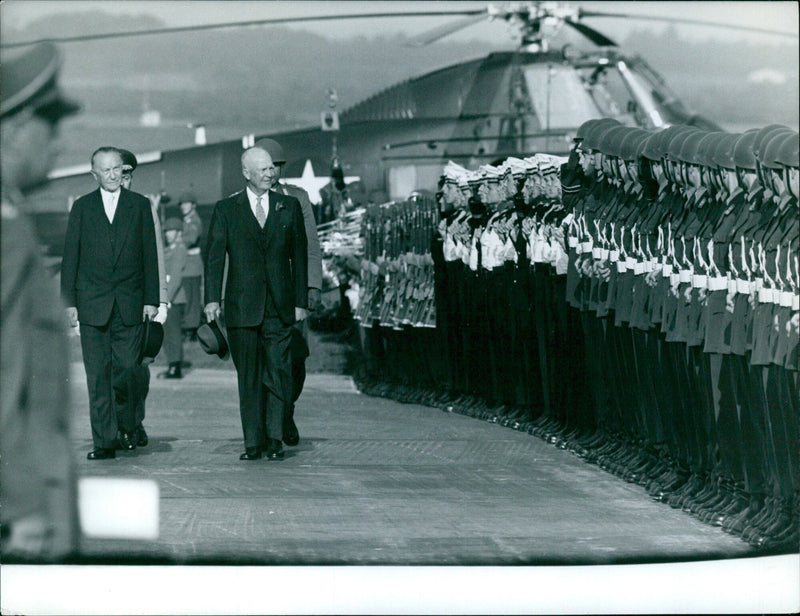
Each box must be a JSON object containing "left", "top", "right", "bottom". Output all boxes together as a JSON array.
[{"left": 576, "top": 118, "right": 798, "bottom": 171}]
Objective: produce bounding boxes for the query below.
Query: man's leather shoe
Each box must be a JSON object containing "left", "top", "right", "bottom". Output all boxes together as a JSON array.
[
  {"left": 116, "top": 430, "right": 136, "bottom": 451},
  {"left": 239, "top": 447, "right": 262, "bottom": 461},
  {"left": 136, "top": 425, "right": 148, "bottom": 447},
  {"left": 159, "top": 363, "right": 183, "bottom": 379},
  {"left": 283, "top": 422, "right": 300, "bottom": 447},
  {"left": 87, "top": 447, "right": 116, "bottom": 460},
  {"left": 265, "top": 440, "right": 285, "bottom": 460}
]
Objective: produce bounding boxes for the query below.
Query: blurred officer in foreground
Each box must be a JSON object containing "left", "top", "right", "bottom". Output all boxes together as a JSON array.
[
  {"left": 255, "top": 138, "right": 322, "bottom": 446},
  {"left": 1, "top": 42, "right": 81, "bottom": 560},
  {"left": 119, "top": 148, "right": 168, "bottom": 445}
]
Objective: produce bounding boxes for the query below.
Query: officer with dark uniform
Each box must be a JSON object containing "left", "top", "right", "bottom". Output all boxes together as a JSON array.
[
  {"left": 119, "top": 148, "right": 168, "bottom": 445},
  {"left": 179, "top": 191, "right": 204, "bottom": 341},
  {"left": 255, "top": 138, "right": 323, "bottom": 446},
  {"left": 1, "top": 42, "right": 81, "bottom": 561}
]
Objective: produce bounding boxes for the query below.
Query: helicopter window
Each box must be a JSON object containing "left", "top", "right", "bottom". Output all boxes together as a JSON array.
[
  {"left": 579, "top": 65, "right": 637, "bottom": 126},
  {"left": 522, "top": 64, "right": 602, "bottom": 129}
]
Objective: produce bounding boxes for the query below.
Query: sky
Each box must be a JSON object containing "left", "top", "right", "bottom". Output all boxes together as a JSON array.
[{"left": 2, "top": 0, "right": 797, "bottom": 47}]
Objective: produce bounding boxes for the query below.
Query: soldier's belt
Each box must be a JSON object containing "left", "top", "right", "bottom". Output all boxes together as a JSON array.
[
  {"left": 758, "top": 287, "right": 781, "bottom": 305},
  {"left": 187, "top": 247, "right": 201, "bottom": 255},
  {"left": 691, "top": 274, "right": 707, "bottom": 288},
  {"left": 707, "top": 276, "right": 728, "bottom": 292},
  {"left": 679, "top": 269, "right": 692, "bottom": 284},
  {"left": 733, "top": 278, "right": 752, "bottom": 294}
]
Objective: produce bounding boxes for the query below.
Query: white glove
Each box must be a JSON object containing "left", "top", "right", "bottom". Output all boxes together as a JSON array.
[{"left": 154, "top": 303, "right": 169, "bottom": 324}]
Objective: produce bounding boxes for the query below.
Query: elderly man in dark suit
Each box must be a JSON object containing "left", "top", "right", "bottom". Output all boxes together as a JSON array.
[
  {"left": 204, "top": 146, "right": 308, "bottom": 461},
  {"left": 61, "top": 146, "right": 160, "bottom": 460}
]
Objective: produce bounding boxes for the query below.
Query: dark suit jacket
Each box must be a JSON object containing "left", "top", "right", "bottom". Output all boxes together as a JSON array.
[
  {"left": 61, "top": 187, "right": 159, "bottom": 327},
  {"left": 204, "top": 189, "right": 308, "bottom": 327}
]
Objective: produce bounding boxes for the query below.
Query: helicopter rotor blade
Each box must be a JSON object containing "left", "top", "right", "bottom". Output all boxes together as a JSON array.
[
  {"left": 564, "top": 19, "right": 617, "bottom": 47},
  {"left": 0, "top": 10, "right": 485, "bottom": 49},
  {"left": 405, "top": 13, "right": 489, "bottom": 47},
  {"left": 578, "top": 9, "right": 799, "bottom": 39}
]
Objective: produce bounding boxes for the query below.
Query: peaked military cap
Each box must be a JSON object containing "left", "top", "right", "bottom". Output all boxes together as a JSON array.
[
  {"left": 254, "top": 137, "right": 286, "bottom": 164},
  {"left": 1, "top": 42, "right": 81, "bottom": 120},
  {"left": 118, "top": 149, "right": 138, "bottom": 172},
  {"left": 178, "top": 191, "right": 197, "bottom": 204}
]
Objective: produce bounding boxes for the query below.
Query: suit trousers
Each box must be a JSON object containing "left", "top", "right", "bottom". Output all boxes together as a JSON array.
[
  {"left": 134, "top": 364, "right": 150, "bottom": 430},
  {"left": 228, "top": 316, "right": 292, "bottom": 449},
  {"left": 181, "top": 276, "right": 202, "bottom": 331},
  {"left": 164, "top": 303, "right": 185, "bottom": 364},
  {"left": 80, "top": 302, "right": 143, "bottom": 447}
]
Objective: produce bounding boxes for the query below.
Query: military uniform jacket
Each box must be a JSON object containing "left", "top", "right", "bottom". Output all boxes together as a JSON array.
[
  {"left": 1, "top": 204, "right": 75, "bottom": 555},
  {"left": 61, "top": 187, "right": 160, "bottom": 327},
  {"left": 164, "top": 240, "right": 188, "bottom": 305},
  {"left": 277, "top": 182, "right": 323, "bottom": 291},
  {"left": 182, "top": 209, "right": 204, "bottom": 278}
]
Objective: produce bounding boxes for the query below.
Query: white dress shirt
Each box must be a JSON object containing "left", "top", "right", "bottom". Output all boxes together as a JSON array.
[
  {"left": 246, "top": 187, "right": 269, "bottom": 225},
  {"left": 100, "top": 187, "right": 119, "bottom": 223}
]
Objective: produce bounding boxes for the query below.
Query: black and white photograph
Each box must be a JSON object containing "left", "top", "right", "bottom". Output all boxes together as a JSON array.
[{"left": 1, "top": 1, "right": 798, "bottom": 614}]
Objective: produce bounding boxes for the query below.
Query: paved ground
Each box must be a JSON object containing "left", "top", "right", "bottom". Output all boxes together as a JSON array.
[
  {"left": 68, "top": 361, "right": 759, "bottom": 566},
  {"left": 4, "top": 361, "right": 799, "bottom": 616}
]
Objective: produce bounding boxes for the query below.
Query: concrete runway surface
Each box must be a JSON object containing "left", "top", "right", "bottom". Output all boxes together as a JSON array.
[
  {"left": 3, "top": 363, "right": 799, "bottom": 616},
  {"left": 67, "top": 363, "right": 760, "bottom": 566}
]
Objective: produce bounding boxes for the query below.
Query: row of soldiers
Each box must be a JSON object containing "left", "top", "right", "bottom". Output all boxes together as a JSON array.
[
  {"left": 354, "top": 121, "right": 799, "bottom": 552},
  {"left": 561, "top": 120, "right": 798, "bottom": 550},
  {"left": 353, "top": 196, "right": 439, "bottom": 330}
]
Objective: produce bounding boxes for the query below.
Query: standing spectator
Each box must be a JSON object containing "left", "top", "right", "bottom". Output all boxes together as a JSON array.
[
  {"left": 160, "top": 218, "right": 188, "bottom": 379},
  {"left": 1, "top": 42, "right": 81, "bottom": 560},
  {"left": 179, "top": 192, "right": 203, "bottom": 342}
]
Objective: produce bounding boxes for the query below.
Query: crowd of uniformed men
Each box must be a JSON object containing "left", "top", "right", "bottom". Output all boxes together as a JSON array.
[{"left": 354, "top": 120, "right": 799, "bottom": 552}]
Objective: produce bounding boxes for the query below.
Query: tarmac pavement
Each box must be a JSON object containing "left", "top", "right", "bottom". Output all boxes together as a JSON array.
[{"left": 68, "top": 361, "right": 759, "bottom": 566}]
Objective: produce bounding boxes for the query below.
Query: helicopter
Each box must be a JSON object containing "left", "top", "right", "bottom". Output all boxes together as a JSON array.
[{"left": 4, "top": 1, "right": 797, "bottom": 256}]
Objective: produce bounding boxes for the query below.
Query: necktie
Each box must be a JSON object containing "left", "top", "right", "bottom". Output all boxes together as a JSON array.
[
  {"left": 255, "top": 195, "right": 266, "bottom": 228},
  {"left": 106, "top": 194, "right": 117, "bottom": 223}
]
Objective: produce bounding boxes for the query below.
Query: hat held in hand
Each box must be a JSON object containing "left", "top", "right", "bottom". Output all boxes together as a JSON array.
[
  {"left": 197, "top": 317, "right": 229, "bottom": 359},
  {"left": 139, "top": 317, "right": 164, "bottom": 365}
]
